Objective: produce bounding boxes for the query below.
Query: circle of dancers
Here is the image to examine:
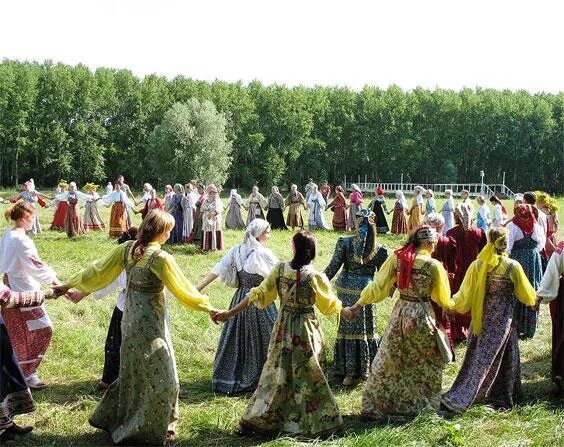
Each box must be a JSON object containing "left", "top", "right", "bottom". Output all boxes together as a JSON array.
[{"left": 0, "top": 178, "right": 561, "bottom": 444}]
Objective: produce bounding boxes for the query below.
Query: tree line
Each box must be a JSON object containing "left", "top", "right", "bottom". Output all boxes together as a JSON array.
[{"left": 1, "top": 59, "right": 563, "bottom": 193}]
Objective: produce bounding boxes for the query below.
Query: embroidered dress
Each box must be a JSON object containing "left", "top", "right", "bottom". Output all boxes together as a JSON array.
[
  {"left": 64, "top": 241, "right": 213, "bottom": 445},
  {"left": 241, "top": 262, "right": 343, "bottom": 436},
  {"left": 407, "top": 196, "right": 423, "bottom": 231},
  {"left": 246, "top": 194, "right": 267, "bottom": 225},
  {"left": 166, "top": 194, "right": 185, "bottom": 244},
  {"left": 285, "top": 192, "right": 306, "bottom": 229},
  {"left": 0, "top": 229, "right": 56, "bottom": 379},
  {"left": 510, "top": 236, "right": 542, "bottom": 339},
  {"left": 104, "top": 191, "right": 131, "bottom": 237},
  {"left": 441, "top": 257, "right": 535, "bottom": 412},
  {"left": 266, "top": 194, "right": 287, "bottom": 230},
  {"left": 225, "top": 197, "right": 246, "bottom": 230},
  {"left": 201, "top": 199, "right": 223, "bottom": 252},
  {"left": 0, "top": 287, "right": 44, "bottom": 435},
  {"left": 391, "top": 200, "right": 408, "bottom": 234},
  {"left": 211, "top": 244, "right": 278, "bottom": 394},
  {"left": 83, "top": 193, "right": 105, "bottom": 231},
  {"left": 442, "top": 199, "right": 455, "bottom": 233},
  {"left": 327, "top": 192, "right": 348, "bottom": 231},
  {"left": 325, "top": 234, "right": 388, "bottom": 380},
  {"left": 359, "top": 251, "right": 453, "bottom": 418}
]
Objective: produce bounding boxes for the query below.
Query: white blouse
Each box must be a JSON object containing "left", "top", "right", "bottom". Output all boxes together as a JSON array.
[
  {"left": 0, "top": 229, "right": 56, "bottom": 292},
  {"left": 506, "top": 222, "right": 546, "bottom": 254},
  {"left": 212, "top": 243, "right": 278, "bottom": 282},
  {"left": 537, "top": 249, "right": 564, "bottom": 302}
]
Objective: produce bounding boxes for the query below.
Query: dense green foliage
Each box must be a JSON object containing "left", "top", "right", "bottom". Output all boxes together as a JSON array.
[{"left": 1, "top": 59, "right": 563, "bottom": 192}]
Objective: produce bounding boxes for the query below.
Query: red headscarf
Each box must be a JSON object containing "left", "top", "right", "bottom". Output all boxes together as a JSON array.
[
  {"left": 512, "top": 204, "right": 537, "bottom": 235},
  {"left": 376, "top": 185, "right": 384, "bottom": 196}
]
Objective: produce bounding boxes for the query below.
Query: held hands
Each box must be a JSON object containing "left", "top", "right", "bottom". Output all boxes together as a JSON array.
[
  {"left": 211, "top": 310, "right": 231, "bottom": 324},
  {"left": 341, "top": 303, "right": 361, "bottom": 321},
  {"left": 65, "top": 289, "right": 88, "bottom": 304}
]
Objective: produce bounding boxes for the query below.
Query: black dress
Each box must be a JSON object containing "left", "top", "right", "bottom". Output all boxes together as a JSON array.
[
  {"left": 370, "top": 197, "right": 389, "bottom": 234},
  {"left": 266, "top": 194, "right": 287, "bottom": 230}
]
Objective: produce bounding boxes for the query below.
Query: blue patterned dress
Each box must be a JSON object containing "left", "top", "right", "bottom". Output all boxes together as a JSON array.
[
  {"left": 442, "top": 199, "right": 455, "bottom": 233},
  {"left": 166, "top": 194, "right": 185, "bottom": 244},
  {"left": 325, "top": 236, "right": 388, "bottom": 379},
  {"left": 510, "top": 236, "right": 542, "bottom": 338}
]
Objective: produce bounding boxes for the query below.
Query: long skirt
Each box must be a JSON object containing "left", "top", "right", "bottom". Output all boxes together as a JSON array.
[
  {"left": 266, "top": 207, "right": 287, "bottom": 230},
  {"left": 240, "top": 308, "right": 343, "bottom": 436},
  {"left": 441, "top": 289, "right": 521, "bottom": 412},
  {"left": 332, "top": 206, "right": 348, "bottom": 231},
  {"left": 348, "top": 202, "right": 360, "bottom": 230},
  {"left": 511, "top": 237, "right": 542, "bottom": 339},
  {"left": 84, "top": 201, "right": 105, "bottom": 231},
  {"left": 0, "top": 316, "right": 35, "bottom": 433},
  {"left": 551, "top": 279, "right": 564, "bottom": 388},
  {"left": 246, "top": 203, "right": 265, "bottom": 225},
  {"left": 1, "top": 306, "right": 53, "bottom": 379},
  {"left": 167, "top": 207, "right": 184, "bottom": 244},
  {"left": 362, "top": 298, "right": 443, "bottom": 418},
  {"left": 213, "top": 272, "right": 277, "bottom": 394},
  {"left": 334, "top": 273, "right": 378, "bottom": 379},
  {"left": 201, "top": 230, "right": 223, "bottom": 252},
  {"left": 65, "top": 202, "right": 86, "bottom": 238},
  {"left": 286, "top": 204, "right": 304, "bottom": 229},
  {"left": 443, "top": 210, "right": 455, "bottom": 233},
  {"left": 181, "top": 208, "right": 193, "bottom": 243},
  {"left": 391, "top": 206, "right": 408, "bottom": 234},
  {"left": 190, "top": 211, "right": 203, "bottom": 245},
  {"left": 372, "top": 202, "right": 389, "bottom": 234},
  {"left": 225, "top": 204, "right": 245, "bottom": 230},
  {"left": 50, "top": 201, "right": 68, "bottom": 231},
  {"left": 308, "top": 203, "right": 330, "bottom": 230},
  {"left": 407, "top": 205, "right": 422, "bottom": 231},
  {"left": 109, "top": 202, "right": 128, "bottom": 237},
  {"left": 102, "top": 307, "right": 123, "bottom": 386}
]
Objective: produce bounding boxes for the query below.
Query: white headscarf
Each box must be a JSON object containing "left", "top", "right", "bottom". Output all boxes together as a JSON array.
[
  {"left": 351, "top": 183, "right": 361, "bottom": 193},
  {"left": 230, "top": 189, "right": 243, "bottom": 205},
  {"left": 395, "top": 190, "right": 408, "bottom": 209},
  {"left": 307, "top": 184, "right": 326, "bottom": 207},
  {"left": 212, "top": 218, "right": 278, "bottom": 280}
]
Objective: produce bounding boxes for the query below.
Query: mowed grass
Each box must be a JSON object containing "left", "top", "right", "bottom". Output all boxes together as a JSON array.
[{"left": 0, "top": 191, "right": 563, "bottom": 447}]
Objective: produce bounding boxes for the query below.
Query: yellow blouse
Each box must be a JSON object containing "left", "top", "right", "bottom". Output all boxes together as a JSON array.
[
  {"left": 453, "top": 257, "right": 536, "bottom": 315},
  {"left": 358, "top": 250, "right": 453, "bottom": 309},
  {"left": 65, "top": 242, "right": 213, "bottom": 312},
  {"left": 248, "top": 262, "right": 342, "bottom": 316}
]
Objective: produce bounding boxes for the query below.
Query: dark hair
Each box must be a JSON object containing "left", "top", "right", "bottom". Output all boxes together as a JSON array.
[
  {"left": 117, "top": 226, "right": 138, "bottom": 244},
  {"left": 290, "top": 230, "right": 316, "bottom": 270},
  {"left": 4, "top": 201, "right": 35, "bottom": 221},
  {"left": 489, "top": 195, "right": 500, "bottom": 204},
  {"left": 523, "top": 191, "right": 536, "bottom": 205}
]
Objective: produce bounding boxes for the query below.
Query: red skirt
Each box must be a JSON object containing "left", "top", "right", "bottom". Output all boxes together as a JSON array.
[
  {"left": 332, "top": 206, "right": 348, "bottom": 231},
  {"left": 201, "top": 231, "right": 223, "bottom": 252},
  {"left": 51, "top": 201, "right": 68, "bottom": 231},
  {"left": 109, "top": 202, "right": 128, "bottom": 237},
  {"left": 65, "top": 203, "right": 86, "bottom": 237},
  {"left": 1, "top": 306, "right": 53, "bottom": 378}
]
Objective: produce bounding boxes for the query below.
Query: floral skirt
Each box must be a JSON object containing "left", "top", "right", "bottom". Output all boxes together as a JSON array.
[
  {"left": 240, "top": 308, "right": 343, "bottom": 435},
  {"left": 362, "top": 298, "right": 443, "bottom": 418},
  {"left": 391, "top": 208, "right": 408, "bottom": 234},
  {"left": 109, "top": 203, "right": 128, "bottom": 237}
]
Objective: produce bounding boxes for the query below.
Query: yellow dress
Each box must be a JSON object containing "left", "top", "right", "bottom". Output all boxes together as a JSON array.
[
  {"left": 407, "top": 196, "right": 423, "bottom": 231},
  {"left": 240, "top": 262, "right": 344, "bottom": 435},
  {"left": 358, "top": 249, "right": 453, "bottom": 418},
  {"left": 65, "top": 241, "right": 212, "bottom": 445}
]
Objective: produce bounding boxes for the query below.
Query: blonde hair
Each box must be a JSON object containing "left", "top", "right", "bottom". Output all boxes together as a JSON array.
[
  {"left": 4, "top": 201, "right": 35, "bottom": 221},
  {"left": 131, "top": 209, "right": 175, "bottom": 259}
]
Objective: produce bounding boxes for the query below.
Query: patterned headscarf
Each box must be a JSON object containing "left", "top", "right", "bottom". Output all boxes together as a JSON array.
[
  {"left": 454, "top": 204, "right": 471, "bottom": 230},
  {"left": 512, "top": 204, "right": 537, "bottom": 235},
  {"left": 395, "top": 226, "right": 438, "bottom": 289},
  {"left": 353, "top": 208, "right": 377, "bottom": 265}
]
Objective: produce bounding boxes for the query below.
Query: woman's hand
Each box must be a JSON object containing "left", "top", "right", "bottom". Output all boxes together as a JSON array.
[
  {"left": 65, "top": 289, "right": 88, "bottom": 304},
  {"left": 212, "top": 310, "right": 231, "bottom": 324},
  {"left": 53, "top": 283, "right": 69, "bottom": 297}
]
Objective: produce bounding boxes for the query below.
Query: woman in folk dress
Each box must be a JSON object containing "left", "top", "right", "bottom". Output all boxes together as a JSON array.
[
  {"left": 327, "top": 185, "right": 348, "bottom": 231},
  {"left": 82, "top": 183, "right": 105, "bottom": 231},
  {"left": 390, "top": 190, "right": 408, "bottom": 235},
  {"left": 214, "top": 231, "right": 345, "bottom": 436},
  {"left": 50, "top": 181, "right": 69, "bottom": 231},
  {"left": 440, "top": 189, "right": 455, "bottom": 233},
  {"left": 266, "top": 186, "right": 287, "bottom": 230},
  {"left": 307, "top": 184, "right": 330, "bottom": 230},
  {"left": 347, "top": 184, "right": 363, "bottom": 231},
  {"left": 407, "top": 186, "right": 424, "bottom": 232},
  {"left": 344, "top": 226, "right": 453, "bottom": 420},
  {"left": 103, "top": 184, "right": 134, "bottom": 237},
  {"left": 225, "top": 189, "right": 246, "bottom": 230},
  {"left": 55, "top": 210, "right": 219, "bottom": 445},
  {"left": 285, "top": 184, "right": 306, "bottom": 230},
  {"left": 246, "top": 186, "right": 267, "bottom": 225},
  {"left": 201, "top": 184, "right": 224, "bottom": 252},
  {"left": 197, "top": 219, "right": 278, "bottom": 394}
]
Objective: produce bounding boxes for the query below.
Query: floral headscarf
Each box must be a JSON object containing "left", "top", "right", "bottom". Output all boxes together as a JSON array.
[
  {"left": 512, "top": 204, "right": 537, "bottom": 235},
  {"left": 353, "top": 209, "right": 378, "bottom": 265}
]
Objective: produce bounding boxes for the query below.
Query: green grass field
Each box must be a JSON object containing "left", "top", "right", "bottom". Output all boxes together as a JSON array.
[{"left": 0, "top": 191, "right": 563, "bottom": 447}]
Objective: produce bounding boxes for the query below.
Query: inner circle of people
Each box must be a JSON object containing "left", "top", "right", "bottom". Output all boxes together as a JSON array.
[{"left": 0, "top": 174, "right": 561, "bottom": 444}]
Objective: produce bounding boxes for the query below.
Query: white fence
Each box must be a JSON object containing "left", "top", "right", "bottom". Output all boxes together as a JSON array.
[{"left": 342, "top": 179, "right": 515, "bottom": 198}]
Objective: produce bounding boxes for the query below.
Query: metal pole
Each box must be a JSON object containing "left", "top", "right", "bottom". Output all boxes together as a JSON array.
[{"left": 401, "top": 172, "right": 403, "bottom": 190}]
